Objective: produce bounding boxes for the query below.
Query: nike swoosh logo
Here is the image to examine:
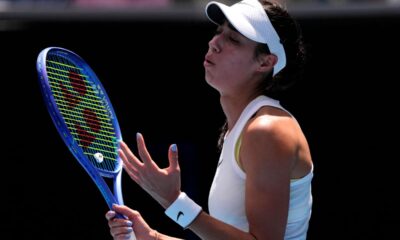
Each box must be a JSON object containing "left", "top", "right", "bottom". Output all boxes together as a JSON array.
[{"left": 177, "top": 211, "right": 184, "bottom": 221}]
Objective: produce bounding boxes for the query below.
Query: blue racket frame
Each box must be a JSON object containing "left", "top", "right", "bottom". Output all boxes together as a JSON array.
[{"left": 37, "top": 47, "right": 124, "bottom": 210}]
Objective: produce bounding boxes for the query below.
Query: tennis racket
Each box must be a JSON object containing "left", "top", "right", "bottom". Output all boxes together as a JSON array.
[{"left": 36, "top": 47, "right": 130, "bottom": 222}]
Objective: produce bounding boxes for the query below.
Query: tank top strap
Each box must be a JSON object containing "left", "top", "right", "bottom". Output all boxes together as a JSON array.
[{"left": 227, "top": 95, "right": 285, "bottom": 144}]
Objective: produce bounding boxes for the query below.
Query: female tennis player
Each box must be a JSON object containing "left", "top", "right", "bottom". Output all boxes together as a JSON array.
[{"left": 106, "top": 0, "right": 313, "bottom": 239}]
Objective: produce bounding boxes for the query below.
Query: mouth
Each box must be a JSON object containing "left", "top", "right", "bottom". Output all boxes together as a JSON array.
[{"left": 204, "top": 56, "right": 214, "bottom": 67}]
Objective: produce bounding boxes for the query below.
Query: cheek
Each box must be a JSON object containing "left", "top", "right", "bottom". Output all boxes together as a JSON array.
[
  {"left": 225, "top": 55, "right": 254, "bottom": 76},
  {"left": 228, "top": 49, "right": 254, "bottom": 65},
  {"left": 204, "top": 52, "right": 256, "bottom": 90}
]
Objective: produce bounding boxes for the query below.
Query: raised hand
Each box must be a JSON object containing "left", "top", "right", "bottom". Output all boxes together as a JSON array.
[{"left": 118, "top": 133, "right": 181, "bottom": 209}]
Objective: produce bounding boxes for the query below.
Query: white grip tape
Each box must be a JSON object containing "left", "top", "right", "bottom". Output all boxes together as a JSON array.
[{"left": 164, "top": 192, "right": 202, "bottom": 228}]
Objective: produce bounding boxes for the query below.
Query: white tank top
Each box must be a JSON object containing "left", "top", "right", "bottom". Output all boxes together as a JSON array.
[{"left": 208, "top": 95, "right": 313, "bottom": 240}]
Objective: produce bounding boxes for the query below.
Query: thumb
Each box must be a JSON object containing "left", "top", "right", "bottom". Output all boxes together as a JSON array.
[
  {"left": 168, "top": 144, "right": 180, "bottom": 171},
  {"left": 112, "top": 204, "right": 139, "bottom": 220}
]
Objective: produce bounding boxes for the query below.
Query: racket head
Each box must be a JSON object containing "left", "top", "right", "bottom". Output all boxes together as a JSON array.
[{"left": 37, "top": 47, "right": 123, "bottom": 178}]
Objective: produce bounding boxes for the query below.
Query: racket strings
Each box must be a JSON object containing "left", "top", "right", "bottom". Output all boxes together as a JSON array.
[
  {"left": 49, "top": 81, "right": 104, "bottom": 107},
  {"left": 47, "top": 74, "right": 98, "bottom": 98},
  {"left": 46, "top": 53, "right": 119, "bottom": 172},
  {"left": 53, "top": 99, "right": 109, "bottom": 117},
  {"left": 51, "top": 104, "right": 114, "bottom": 127}
]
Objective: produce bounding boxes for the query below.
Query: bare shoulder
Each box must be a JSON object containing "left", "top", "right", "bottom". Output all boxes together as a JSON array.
[
  {"left": 240, "top": 106, "right": 312, "bottom": 178},
  {"left": 245, "top": 106, "right": 297, "bottom": 147}
]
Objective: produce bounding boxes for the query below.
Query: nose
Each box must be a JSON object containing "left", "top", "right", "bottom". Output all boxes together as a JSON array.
[{"left": 208, "top": 35, "right": 221, "bottom": 53}]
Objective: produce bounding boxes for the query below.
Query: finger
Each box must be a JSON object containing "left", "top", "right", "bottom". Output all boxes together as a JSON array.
[
  {"left": 119, "top": 149, "right": 139, "bottom": 174},
  {"left": 109, "top": 218, "right": 133, "bottom": 229},
  {"left": 122, "top": 162, "right": 140, "bottom": 184},
  {"left": 115, "top": 233, "right": 134, "bottom": 240},
  {"left": 168, "top": 144, "right": 180, "bottom": 171},
  {"left": 105, "top": 210, "right": 116, "bottom": 221},
  {"left": 114, "top": 232, "right": 134, "bottom": 240},
  {"left": 136, "top": 133, "right": 158, "bottom": 168},
  {"left": 119, "top": 150, "right": 142, "bottom": 184},
  {"left": 110, "top": 227, "right": 134, "bottom": 239},
  {"left": 113, "top": 204, "right": 141, "bottom": 221},
  {"left": 119, "top": 141, "right": 143, "bottom": 168}
]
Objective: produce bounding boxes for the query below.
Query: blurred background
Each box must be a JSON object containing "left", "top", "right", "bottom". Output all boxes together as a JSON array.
[{"left": 1, "top": 0, "right": 398, "bottom": 239}]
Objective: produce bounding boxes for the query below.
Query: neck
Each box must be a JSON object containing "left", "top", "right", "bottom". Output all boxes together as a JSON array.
[{"left": 220, "top": 93, "right": 261, "bottom": 131}]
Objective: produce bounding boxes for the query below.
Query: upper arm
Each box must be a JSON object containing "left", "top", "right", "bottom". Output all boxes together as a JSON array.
[{"left": 240, "top": 115, "right": 296, "bottom": 240}]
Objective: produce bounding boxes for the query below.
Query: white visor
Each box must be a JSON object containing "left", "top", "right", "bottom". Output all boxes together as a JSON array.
[{"left": 205, "top": 0, "right": 286, "bottom": 76}]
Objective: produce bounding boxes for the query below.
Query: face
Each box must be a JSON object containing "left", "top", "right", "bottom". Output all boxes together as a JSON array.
[{"left": 204, "top": 21, "right": 261, "bottom": 96}]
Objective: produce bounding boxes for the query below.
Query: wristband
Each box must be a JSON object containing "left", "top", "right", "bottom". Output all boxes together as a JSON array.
[{"left": 164, "top": 192, "right": 202, "bottom": 228}]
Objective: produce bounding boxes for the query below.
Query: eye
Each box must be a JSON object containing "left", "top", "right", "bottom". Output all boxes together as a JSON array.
[
  {"left": 230, "top": 37, "right": 239, "bottom": 42},
  {"left": 229, "top": 36, "right": 240, "bottom": 44}
]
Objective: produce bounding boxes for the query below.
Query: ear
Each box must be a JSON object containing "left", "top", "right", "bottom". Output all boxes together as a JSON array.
[{"left": 256, "top": 53, "right": 278, "bottom": 74}]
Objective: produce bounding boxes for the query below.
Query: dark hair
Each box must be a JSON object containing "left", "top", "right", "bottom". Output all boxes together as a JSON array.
[
  {"left": 217, "top": 0, "right": 306, "bottom": 150},
  {"left": 257, "top": 0, "right": 306, "bottom": 95}
]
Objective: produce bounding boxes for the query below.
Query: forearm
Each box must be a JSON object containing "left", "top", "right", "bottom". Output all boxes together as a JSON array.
[
  {"left": 188, "top": 211, "right": 256, "bottom": 240},
  {"left": 155, "top": 231, "right": 183, "bottom": 240}
]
